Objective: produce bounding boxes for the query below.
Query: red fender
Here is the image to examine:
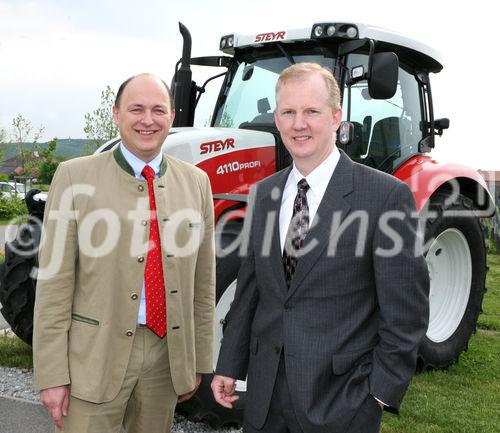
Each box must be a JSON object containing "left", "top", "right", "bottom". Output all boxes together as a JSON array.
[{"left": 393, "top": 155, "right": 494, "bottom": 216}]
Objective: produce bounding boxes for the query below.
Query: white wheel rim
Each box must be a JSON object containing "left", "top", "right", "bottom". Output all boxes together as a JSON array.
[
  {"left": 213, "top": 280, "right": 247, "bottom": 392},
  {"left": 426, "top": 228, "right": 472, "bottom": 343}
]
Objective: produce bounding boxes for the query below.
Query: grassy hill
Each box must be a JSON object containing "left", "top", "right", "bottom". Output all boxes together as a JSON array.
[{"left": 0, "top": 138, "right": 97, "bottom": 161}]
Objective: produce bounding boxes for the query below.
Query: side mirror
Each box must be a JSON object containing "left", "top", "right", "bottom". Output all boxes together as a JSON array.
[
  {"left": 434, "top": 118, "right": 450, "bottom": 136},
  {"left": 368, "top": 52, "right": 398, "bottom": 100}
]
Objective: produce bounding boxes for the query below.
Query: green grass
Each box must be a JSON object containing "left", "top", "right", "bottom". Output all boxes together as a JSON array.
[
  {"left": 0, "top": 335, "right": 33, "bottom": 369},
  {"left": 0, "top": 252, "right": 498, "bottom": 432},
  {"left": 0, "top": 215, "right": 29, "bottom": 226},
  {"left": 380, "top": 249, "right": 500, "bottom": 433},
  {"left": 381, "top": 330, "right": 500, "bottom": 433},
  {"left": 31, "top": 183, "right": 50, "bottom": 192},
  {"left": 478, "top": 253, "right": 500, "bottom": 330}
]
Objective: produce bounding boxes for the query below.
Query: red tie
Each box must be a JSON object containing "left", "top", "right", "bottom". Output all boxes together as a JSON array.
[{"left": 142, "top": 165, "right": 167, "bottom": 338}]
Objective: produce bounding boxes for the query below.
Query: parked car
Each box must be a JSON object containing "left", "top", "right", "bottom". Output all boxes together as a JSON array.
[{"left": 0, "top": 182, "right": 26, "bottom": 199}]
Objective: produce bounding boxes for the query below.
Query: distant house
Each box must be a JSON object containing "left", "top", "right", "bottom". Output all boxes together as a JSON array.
[
  {"left": 0, "top": 154, "right": 39, "bottom": 176},
  {"left": 478, "top": 170, "right": 500, "bottom": 203},
  {"left": 0, "top": 155, "right": 25, "bottom": 175}
]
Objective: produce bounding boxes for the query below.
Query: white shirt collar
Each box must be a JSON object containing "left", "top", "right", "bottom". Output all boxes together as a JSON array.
[
  {"left": 289, "top": 146, "right": 340, "bottom": 201},
  {"left": 119, "top": 142, "right": 163, "bottom": 179}
]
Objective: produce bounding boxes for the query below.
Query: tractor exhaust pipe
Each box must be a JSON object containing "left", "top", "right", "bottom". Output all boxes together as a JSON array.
[{"left": 172, "top": 22, "right": 195, "bottom": 127}]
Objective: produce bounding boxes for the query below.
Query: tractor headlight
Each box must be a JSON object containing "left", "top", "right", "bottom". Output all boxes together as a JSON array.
[
  {"left": 313, "top": 25, "right": 324, "bottom": 37},
  {"left": 220, "top": 34, "right": 235, "bottom": 50},
  {"left": 326, "top": 25, "right": 336, "bottom": 36},
  {"left": 346, "top": 26, "right": 358, "bottom": 38}
]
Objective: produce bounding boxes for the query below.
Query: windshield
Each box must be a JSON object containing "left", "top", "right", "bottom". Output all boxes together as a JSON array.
[
  {"left": 343, "top": 53, "right": 423, "bottom": 172},
  {"left": 213, "top": 54, "right": 341, "bottom": 128},
  {"left": 211, "top": 50, "right": 424, "bottom": 174}
]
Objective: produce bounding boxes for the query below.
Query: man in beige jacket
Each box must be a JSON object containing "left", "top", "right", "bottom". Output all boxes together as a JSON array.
[{"left": 33, "top": 73, "right": 215, "bottom": 433}]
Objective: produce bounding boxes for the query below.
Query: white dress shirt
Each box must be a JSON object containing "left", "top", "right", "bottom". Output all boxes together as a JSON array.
[
  {"left": 119, "top": 142, "right": 163, "bottom": 325},
  {"left": 279, "top": 147, "right": 340, "bottom": 252}
]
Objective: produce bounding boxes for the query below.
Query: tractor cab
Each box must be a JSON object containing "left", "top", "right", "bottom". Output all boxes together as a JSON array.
[{"left": 173, "top": 21, "right": 448, "bottom": 174}]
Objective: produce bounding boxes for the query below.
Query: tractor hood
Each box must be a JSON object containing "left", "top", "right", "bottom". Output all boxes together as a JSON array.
[{"left": 162, "top": 127, "right": 275, "bottom": 166}]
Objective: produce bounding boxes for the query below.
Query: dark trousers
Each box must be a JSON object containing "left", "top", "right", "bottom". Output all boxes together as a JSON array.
[
  {"left": 345, "top": 393, "right": 383, "bottom": 433},
  {"left": 243, "top": 354, "right": 383, "bottom": 433},
  {"left": 243, "top": 354, "right": 303, "bottom": 433}
]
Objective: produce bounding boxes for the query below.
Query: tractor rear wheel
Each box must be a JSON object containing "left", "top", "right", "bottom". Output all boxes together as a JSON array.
[
  {"left": 418, "top": 193, "right": 487, "bottom": 369},
  {"left": 0, "top": 190, "right": 46, "bottom": 345},
  {"left": 0, "top": 221, "right": 40, "bottom": 346}
]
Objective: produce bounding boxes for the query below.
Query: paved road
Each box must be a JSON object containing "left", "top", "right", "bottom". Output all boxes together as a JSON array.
[{"left": 0, "top": 396, "right": 53, "bottom": 433}]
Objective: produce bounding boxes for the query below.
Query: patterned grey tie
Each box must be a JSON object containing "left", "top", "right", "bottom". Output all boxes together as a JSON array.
[{"left": 282, "top": 178, "right": 310, "bottom": 288}]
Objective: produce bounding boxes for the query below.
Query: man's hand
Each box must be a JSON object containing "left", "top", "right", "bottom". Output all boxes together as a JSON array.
[
  {"left": 177, "top": 373, "right": 202, "bottom": 403},
  {"left": 40, "top": 385, "right": 70, "bottom": 429},
  {"left": 211, "top": 374, "right": 239, "bottom": 409}
]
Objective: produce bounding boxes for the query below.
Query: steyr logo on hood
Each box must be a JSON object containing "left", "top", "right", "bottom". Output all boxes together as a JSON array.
[
  {"left": 200, "top": 138, "right": 235, "bottom": 154},
  {"left": 254, "top": 31, "right": 286, "bottom": 42}
]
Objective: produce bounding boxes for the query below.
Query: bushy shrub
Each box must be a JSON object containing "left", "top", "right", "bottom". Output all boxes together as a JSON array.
[
  {"left": 0, "top": 195, "right": 28, "bottom": 220},
  {"left": 39, "top": 158, "right": 61, "bottom": 184}
]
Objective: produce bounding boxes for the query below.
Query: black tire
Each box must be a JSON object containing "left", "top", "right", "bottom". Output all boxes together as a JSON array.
[
  {"left": 418, "top": 193, "right": 487, "bottom": 369},
  {"left": 176, "top": 220, "right": 245, "bottom": 428},
  {"left": 0, "top": 189, "right": 44, "bottom": 346},
  {"left": 0, "top": 221, "right": 41, "bottom": 346}
]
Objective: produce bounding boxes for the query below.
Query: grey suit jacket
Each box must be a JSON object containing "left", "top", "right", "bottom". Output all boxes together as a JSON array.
[{"left": 216, "top": 151, "right": 429, "bottom": 433}]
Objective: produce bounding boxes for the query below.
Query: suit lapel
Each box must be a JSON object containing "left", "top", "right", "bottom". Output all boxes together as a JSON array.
[
  {"left": 286, "top": 152, "right": 354, "bottom": 299},
  {"left": 256, "top": 167, "right": 291, "bottom": 294}
]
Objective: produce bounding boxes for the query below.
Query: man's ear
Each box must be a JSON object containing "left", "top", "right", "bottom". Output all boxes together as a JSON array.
[
  {"left": 112, "top": 106, "right": 119, "bottom": 127},
  {"left": 332, "top": 107, "right": 342, "bottom": 131}
]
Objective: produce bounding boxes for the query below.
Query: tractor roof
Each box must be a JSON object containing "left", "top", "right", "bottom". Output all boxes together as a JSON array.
[{"left": 219, "top": 22, "right": 443, "bottom": 73}]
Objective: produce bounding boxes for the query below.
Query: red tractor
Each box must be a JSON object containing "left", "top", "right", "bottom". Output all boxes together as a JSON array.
[{"left": 0, "top": 21, "right": 495, "bottom": 428}]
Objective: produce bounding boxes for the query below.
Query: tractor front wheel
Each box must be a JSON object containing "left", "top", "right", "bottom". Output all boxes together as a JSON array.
[
  {"left": 176, "top": 220, "right": 245, "bottom": 428},
  {"left": 418, "top": 193, "right": 487, "bottom": 369}
]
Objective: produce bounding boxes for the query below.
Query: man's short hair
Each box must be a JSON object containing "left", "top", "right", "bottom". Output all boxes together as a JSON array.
[
  {"left": 114, "top": 73, "right": 174, "bottom": 111},
  {"left": 275, "top": 63, "right": 341, "bottom": 110}
]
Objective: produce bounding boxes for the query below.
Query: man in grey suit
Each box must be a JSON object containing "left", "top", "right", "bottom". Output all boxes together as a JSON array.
[{"left": 211, "top": 63, "right": 429, "bottom": 433}]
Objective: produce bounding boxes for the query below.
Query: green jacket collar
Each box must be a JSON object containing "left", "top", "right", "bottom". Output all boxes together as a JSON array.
[{"left": 113, "top": 146, "right": 167, "bottom": 177}]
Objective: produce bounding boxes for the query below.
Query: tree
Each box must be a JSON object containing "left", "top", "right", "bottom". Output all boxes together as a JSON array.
[
  {"left": 25, "top": 138, "right": 62, "bottom": 184},
  {"left": 0, "top": 127, "right": 7, "bottom": 161},
  {"left": 10, "top": 114, "right": 45, "bottom": 169},
  {"left": 83, "top": 85, "right": 118, "bottom": 154}
]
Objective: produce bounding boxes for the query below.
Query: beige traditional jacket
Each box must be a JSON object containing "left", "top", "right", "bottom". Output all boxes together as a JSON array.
[{"left": 33, "top": 148, "right": 215, "bottom": 403}]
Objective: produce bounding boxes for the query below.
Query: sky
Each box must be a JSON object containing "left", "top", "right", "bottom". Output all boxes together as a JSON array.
[{"left": 0, "top": 0, "right": 498, "bottom": 170}]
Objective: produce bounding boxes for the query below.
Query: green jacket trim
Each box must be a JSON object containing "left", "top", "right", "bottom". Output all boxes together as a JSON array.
[
  {"left": 72, "top": 313, "right": 100, "bottom": 326},
  {"left": 113, "top": 145, "right": 168, "bottom": 177}
]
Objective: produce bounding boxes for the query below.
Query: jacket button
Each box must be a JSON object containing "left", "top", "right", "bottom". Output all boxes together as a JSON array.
[
  {"left": 138, "top": 185, "right": 144, "bottom": 192},
  {"left": 137, "top": 256, "right": 144, "bottom": 263},
  {"left": 141, "top": 220, "right": 148, "bottom": 226},
  {"left": 131, "top": 293, "right": 138, "bottom": 300},
  {"left": 126, "top": 330, "right": 134, "bottom": 337},
  {"left": 275, "top": 346, "right": 281, "bottom": 355}
]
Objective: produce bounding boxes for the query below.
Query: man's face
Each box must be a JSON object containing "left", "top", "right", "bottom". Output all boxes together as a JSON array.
[
  {"left": 112, "top": 75, "right": 175, "bottom": 162},
  {"left": 274, "top": 73, "right": 342, "bottom": 171}
]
